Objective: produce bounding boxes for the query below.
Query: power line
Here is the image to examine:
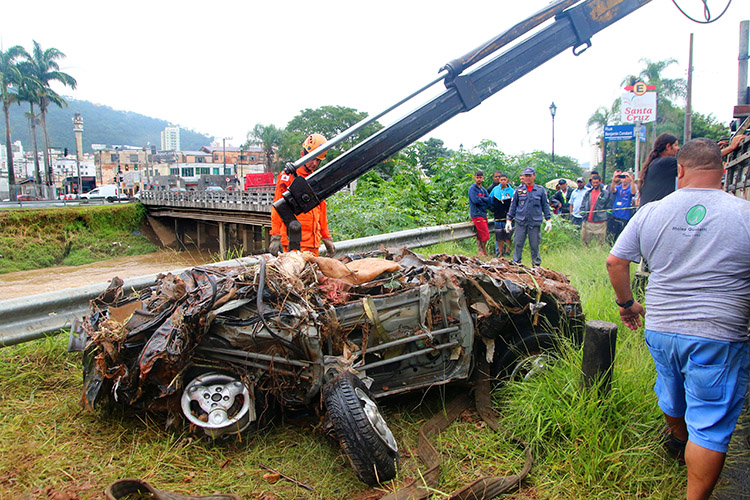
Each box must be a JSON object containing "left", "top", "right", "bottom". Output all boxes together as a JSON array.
[{"left": 671, "top": 0, "right": 733, "bottom": 24}]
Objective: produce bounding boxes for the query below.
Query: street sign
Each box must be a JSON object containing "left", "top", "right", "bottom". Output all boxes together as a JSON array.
[
  {"left": 604, "top": 124, "right": 647, "bottom": 142},
  {"left": 621, "top": 90, "right": 657, "bottom": 123}
]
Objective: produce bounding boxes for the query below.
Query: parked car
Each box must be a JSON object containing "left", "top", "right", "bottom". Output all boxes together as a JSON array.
[
  {"left": 72, "top": 250, "right": 583, "bottom": 486},
  {"left": 80, "top": 185, "right": 128, "bottom": 202},
  {"left": 205, "top": 186, "right": 224, "bottom": 192},
  {"left": 17, "top": 194, "right": 44, "bottom": 201}
]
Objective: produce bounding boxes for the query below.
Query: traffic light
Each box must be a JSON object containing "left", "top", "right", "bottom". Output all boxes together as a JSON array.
[{"left": 64, "top": 148, "right": 68, "bottom": 157}]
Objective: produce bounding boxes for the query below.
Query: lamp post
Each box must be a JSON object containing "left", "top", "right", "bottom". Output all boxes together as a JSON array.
[
  {"left": 115, "top": 146, "right": 121, "bottom": 202},
  {"left": 549, "top": 102, "right": 557, "bottom": 163}
]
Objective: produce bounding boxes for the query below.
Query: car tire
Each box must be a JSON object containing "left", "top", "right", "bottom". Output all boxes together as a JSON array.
[
  {"left": 106, "top": 196, "right": 115, "bottom": 203},
  {"left": 323, "top": 372, "right": 399, "bottom": 485},
  {"left": 493, "top": 332, "right": 559, "bottom": 381}
]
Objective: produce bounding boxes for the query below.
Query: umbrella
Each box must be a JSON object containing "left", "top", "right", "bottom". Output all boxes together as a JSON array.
[{"left": 544, "top": 177, "right": 576, "bottom": 189}]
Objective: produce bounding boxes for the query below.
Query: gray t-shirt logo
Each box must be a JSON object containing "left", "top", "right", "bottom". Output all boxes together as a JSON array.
[{"left": 686, "top": 204, "right": 706, "bottom": 225}]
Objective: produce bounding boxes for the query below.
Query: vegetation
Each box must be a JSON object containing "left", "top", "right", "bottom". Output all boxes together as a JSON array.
[
  {"left": 0, "top": 239, "right": 690, "bottom": 499},
  {"left": 0, "top": 204, "right": 157, "bottom": 274},
  {"left": 7, "top": 98, "right": 213, "bottom": 154},
  {"left": 327, "top": 140, "right": 581, "bottom": 240}
]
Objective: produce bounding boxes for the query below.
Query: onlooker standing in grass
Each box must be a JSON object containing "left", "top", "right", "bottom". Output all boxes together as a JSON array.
[
  {"left": 569, "top": 177, "right": 588, "bottom": 227},
  {"left": 606, "top": 138, "right": 750, "bottom": 500},
  {"left": 506, "top": 167, "right": 552, "bottom": 266},
  {"left": 468, "top": 170, "right": 491, "bottom": 257},
  {"left": 580, "top": 174, "right": 611, "bottom": 246},
  {"left": 608, "top": 170, "right": 636, "bottom": 242},
  {"left": 489, "top": 173, "right": 514, "bottom": 257}
]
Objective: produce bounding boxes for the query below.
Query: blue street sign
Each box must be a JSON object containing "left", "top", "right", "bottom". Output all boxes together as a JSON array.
[{"left": 604, "top": 124, "right": 646, "bottom": 142}]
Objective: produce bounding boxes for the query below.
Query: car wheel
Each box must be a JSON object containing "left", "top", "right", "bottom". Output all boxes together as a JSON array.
[
  {"left": 180, "top": 371, "right": 255, "bottom": 439},
  {"left": 493, "top": 332, "right": 559, "bottom": 381},
  {"left": 106, "top": 196, "right": 116, "bottom": 203},
  {"left": 323, "top": 372, "right": 399, "bottom": 485}
]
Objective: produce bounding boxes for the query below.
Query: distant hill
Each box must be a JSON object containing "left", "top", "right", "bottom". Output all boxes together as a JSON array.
[{"left": 5, "top": 98, "right": 213, "bottom": 153}]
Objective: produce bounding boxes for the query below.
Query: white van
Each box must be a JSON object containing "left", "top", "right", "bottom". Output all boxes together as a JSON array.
[{"left": 80, "top": 185, "right": 129, "bottom": 202}]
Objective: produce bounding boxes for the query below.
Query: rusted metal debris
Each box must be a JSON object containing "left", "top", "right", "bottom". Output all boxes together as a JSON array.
[{"left": 74, "top": 248, "right": 583, "bottom": 483}]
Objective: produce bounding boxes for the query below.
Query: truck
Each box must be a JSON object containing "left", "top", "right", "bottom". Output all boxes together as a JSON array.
[{"left": 73, "top": 0, "right": 696, "bottom": 487}]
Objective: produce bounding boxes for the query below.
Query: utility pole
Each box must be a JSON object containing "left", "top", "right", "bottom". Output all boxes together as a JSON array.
[
  {"left": 739, "top": 21, "right": 749, "bottom": 109},
  {"left": 684, "top": 33, "right": 694, "bottom": 142}
]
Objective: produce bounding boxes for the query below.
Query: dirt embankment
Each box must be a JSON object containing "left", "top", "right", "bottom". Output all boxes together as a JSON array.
[{"left": 0, "top": 204, "right": 158, "bottom": 275}]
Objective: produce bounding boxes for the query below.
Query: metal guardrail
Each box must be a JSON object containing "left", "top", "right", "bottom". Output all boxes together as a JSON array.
[
  {"left": 139, "top": 188, "right": 275, "bottom": 211},
  {"left": 0, "top": 220, "right": 488, "bottom": 347}
]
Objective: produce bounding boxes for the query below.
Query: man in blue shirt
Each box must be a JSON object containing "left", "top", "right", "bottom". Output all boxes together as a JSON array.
[
  {"left": 468, "top": 170, "right": 491, "bottom": 257},
  {"left": 490, "top": 173, "right": 515, "bottom": 257},
  {"left": 506, "top": 167, "right": 552, "bottom": 266},
  {"left": 569, "top": 177, "right": 589, "bottom": 227},
  {"left": 608, "top": 170, "right": 636, "bottom": 242}
]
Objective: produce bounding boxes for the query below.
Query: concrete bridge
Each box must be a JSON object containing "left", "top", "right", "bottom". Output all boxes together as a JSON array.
[{"left": 139, "top": 188, "right": 273, "bottom": 258}]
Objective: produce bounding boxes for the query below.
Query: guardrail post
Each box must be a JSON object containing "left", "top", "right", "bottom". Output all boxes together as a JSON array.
[
  {"left": 218, "top": 222, "right": 227, "bottom": 260},
  {"left": 581, "top": 320, "right": 617, "bottom": 396}
]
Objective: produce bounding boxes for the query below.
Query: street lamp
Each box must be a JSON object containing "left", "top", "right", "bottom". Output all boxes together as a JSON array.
[{"left": 549, "top": 102, "right": 557, "bottom": 163}]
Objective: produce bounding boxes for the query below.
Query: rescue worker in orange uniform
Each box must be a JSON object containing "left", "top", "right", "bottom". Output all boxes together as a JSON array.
[{"left": 269, "top": 133, "right": 335, "bottom": 256}]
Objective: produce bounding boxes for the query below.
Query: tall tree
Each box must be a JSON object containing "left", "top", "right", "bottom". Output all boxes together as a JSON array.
[
  {"left": 1, "top": 45, "right": 27, "bottom": 200},
  {"left": 16, "top": 69, "right": 43, "bottom": 189},
  {"left": 622, "top": 58, "right": 686, "bottom": 147},
  {"left": 282, "top": 105, "right": 382, "bottom": 163},
  {"left": 586, "top": 99, "right": 620, "bottom": 176},
  {"left": 24, "top": 40, "right": 76, "bottom": 186},
  {"left": 418, "top": 137, "right": 453, "bottom": 175},
  {"left": 246, "top": 123, "right": 286, "bottom": 173}
]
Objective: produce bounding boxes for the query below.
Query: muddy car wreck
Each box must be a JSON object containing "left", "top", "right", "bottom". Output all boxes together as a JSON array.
[{"left": 71, "top": 249, "right": 583, "bottom": 485}]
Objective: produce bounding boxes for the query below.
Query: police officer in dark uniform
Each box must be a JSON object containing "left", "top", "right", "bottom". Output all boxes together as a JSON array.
[{"left": 506, "top": 167, "right": 552, "bottom": 266}]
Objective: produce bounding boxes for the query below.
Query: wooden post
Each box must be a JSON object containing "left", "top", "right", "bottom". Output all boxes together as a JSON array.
[
  {"left": 581, "top": 320, "right": 618, "bottom": 396},
  {"left": 242, "top": 226, "right": 251, "bottom": 255},
  {"left": 218, "top": 222, "right": 226, "bottom": 260},
  {"left": 254, "top": 225, "right": 263, "bottom": 251}
]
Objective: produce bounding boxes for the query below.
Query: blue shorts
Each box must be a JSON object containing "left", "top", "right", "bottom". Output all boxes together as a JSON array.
[{"left": 644, "top": 330, "right": 750, "bottom": 453}]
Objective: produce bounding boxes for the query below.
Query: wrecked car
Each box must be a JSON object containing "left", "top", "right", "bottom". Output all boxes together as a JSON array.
[{"left": 71, "top": 249, "right": 583, "bottom": 485}]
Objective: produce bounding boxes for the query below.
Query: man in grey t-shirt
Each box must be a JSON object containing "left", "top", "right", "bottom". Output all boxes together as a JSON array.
[{"left": 607, "top": 138, "right": 750, "bottom": 500}]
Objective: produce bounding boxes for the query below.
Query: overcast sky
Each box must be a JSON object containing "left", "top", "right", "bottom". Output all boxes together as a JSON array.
[{"left": 1, "top": 0, "right": 747, "bottom": 164}]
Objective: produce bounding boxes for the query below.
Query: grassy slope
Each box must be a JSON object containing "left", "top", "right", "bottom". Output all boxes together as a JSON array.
[
  {"left": 0, "top": 234, "right": 685, "bottom": 499},
  {"left": 0, "top": 204, "right": 157, "bottom": 274}
]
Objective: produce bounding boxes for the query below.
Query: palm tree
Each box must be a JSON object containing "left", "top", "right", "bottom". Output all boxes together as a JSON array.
[
  {"left": 586, "top": 98, "right": 620, "bottom": 174},
  {"left": 622, "top": 58, "right": 687, "bottom": 147},
  {"left": 1, "top": 45, "right": 27, "bottom": 201},
  {"left": 16, "top": 76, "right": 43, "bottom": 190},
  {"left": 247, "top": 123, "right": 286, "bottom": 173},
  {"left": 24, "top": 40, "right": 76, "bottom": 186}
]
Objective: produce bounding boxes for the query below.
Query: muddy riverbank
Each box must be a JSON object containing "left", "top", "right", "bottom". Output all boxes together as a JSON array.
[{"left": 0, "top": 248, "right": 214, "bottom": 300}]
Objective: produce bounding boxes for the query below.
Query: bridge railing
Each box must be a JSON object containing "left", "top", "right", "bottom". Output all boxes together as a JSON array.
[
  {"left": 139, "top": 188, "right": 275, "bottom": 209},
  {"left": 0, "top": 220, "right": 489, "bottom": 347}
]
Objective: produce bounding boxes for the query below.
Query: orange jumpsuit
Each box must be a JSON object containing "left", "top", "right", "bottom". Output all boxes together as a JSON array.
[{"left": 270, "top": 166, "right": 330, "bottom": 255}]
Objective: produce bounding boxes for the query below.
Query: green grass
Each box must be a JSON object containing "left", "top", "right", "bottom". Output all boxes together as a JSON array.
[
  {"left": 0, "top": 204, "right": 158, "bottom": 274},
  {"left": 0, "top": 236, "right": 685, "bottom": 499}
]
